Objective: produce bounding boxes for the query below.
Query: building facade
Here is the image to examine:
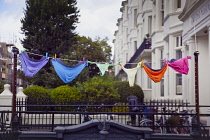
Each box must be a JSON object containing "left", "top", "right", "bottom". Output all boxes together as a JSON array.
[
  {"left": 114, "top": 0, "right": 210, "bottom": 114},
  {"left": 0, "top": 42, "right": 13, "bottom": 85}
]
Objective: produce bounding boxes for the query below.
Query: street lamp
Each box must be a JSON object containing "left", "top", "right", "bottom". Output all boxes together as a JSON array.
[{"left": 11, "top": 46, "right": 19, "bottom": 130}]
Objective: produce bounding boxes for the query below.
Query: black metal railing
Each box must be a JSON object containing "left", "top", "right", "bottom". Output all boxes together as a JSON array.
[
  {"left": 0, "top": 110, "right": 10, "bottom": 131},
  {"left": 0, "top": 130, "right": 20, "bottom": 140},
  {"left": 0, "top": 99, "right": 209, "bottom": 139}
]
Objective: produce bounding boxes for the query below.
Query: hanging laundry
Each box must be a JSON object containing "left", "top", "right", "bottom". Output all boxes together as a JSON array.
[
  {"left": 142, "top": 60, "right": 168, "bottom": 83},
  {"left": 20, "top": 52, "right": 49, "bottom": 77},
  {"left": 120, "top": 62, "right": 141, "bottom": 87},
  {"left": 88, "top": 61, "right": 119, "bottom": 76},
  {"left": 95, "top": 64, "right": 110, "bottom": 76},
  {"left": 167, "top": 56, "right": 191, "bottom": 74},
  {"left": 51, "top": 58, "right": 87, "bottom": 83}
]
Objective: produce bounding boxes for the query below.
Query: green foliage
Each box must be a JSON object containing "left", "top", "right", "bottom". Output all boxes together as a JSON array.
[
  {"left": 112, "top": 102, "right": 129, "bottom": 112},
  {"left": 77, "top": 76, "right": 120, "bottom": 102},
  {"left": 51, "top": 85, "right": 81, "bottom": 102},
  {"left": 69, "top": 36, "right": 113, "bottom": 78},
  {"left": 0, "top": 80, "right": 5, "bottom": 93},
  {"left": 50, "top": 85, "right": 81, "bottom": 111},
  {"left": 20, "top": 0, "right": 79, "bottom": 88},
  {"left": 70, "top": 36, "right": 111, "bottom": 62},
  {"left": 32, "top": 68, "right": 66, "bottom": 88},
  {"left": 113, "top": 81, "right": 144, "bottom": 102},
  {"left": 21, "top": 0, "right": 79, "bottom": 55},
  {"left": 23, "top": 85, "right": 51, "bottom": 111},
  {"left": 23, "top": 85, "right": 50, "bottom": 101}
]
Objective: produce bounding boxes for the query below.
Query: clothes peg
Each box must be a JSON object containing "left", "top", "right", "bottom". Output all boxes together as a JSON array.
[
  {"left": 82, "top": 57, "right": 85, "bottom": 64},
  {"left": 21, "top": 49, "right": 26, "bottom": 52},
  {"left": 54, "top": 54, "right": 56, "bottom": 60},
  {"left": 86, "top": 60, "right": 88, "bottom": 66},
  {"left": 46, "top": 53, "right": 48, "bottom": 59}
]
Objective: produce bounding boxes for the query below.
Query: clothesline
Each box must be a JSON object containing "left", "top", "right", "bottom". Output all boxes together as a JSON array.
[
  {"left": 19, "top": 51, "right": 192, "bottom": 87},
  {"left": 25, "top": 51, "right": 80, "bottom": 62},
  {"left": 24, "top": 51, "right": 119, "bottom": 65},
  {"left": 24, "top": 51, "right": 142, "bottom": 65}
]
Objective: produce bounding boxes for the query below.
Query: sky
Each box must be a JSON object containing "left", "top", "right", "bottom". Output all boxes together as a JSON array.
[{"left": 0, "top": 0, "right": 122, "bottom": 52}]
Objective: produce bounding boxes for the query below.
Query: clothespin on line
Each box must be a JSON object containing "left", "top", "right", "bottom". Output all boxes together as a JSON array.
[
  {"left": 82, "top": 57, "right": 85, "bottom": 64},
  {"left": 46, "top": 53, "right": 48, "bottom": 59}
]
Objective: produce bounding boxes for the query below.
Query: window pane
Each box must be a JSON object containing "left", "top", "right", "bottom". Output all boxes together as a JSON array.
[
  {"left": 147, "top": 62, "right": 152, "bottom": 89},
  {"left": 176, "top": 50, "right": 182, "bottom": 59},
  {"left": 161, "top": 11, "right": 164, "bottom": 26},
  {"left": 161, "top": 79, "right": 164, "bottom": 97},
  {"left": 134, "top": 9, "right": 137, "bottom": 28},
  {"left": 180, "top": 37, "right": 182, "bottom": 46},
  {"left": 176, "top": 73, "right": 182, "bottom": 95},
  {"left": 148, "top": 16, "right": 152, "bottom": 35},
  {"left": 177, "top": 0, "right": 181, "bottom": 8},
  {"left": 134, "top": 41, "right": 137, "bottom": 51}
]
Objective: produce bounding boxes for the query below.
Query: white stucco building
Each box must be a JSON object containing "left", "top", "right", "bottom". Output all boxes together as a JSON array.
[{"left": 113, "top": 0, "right": 210, "bottom": 114}]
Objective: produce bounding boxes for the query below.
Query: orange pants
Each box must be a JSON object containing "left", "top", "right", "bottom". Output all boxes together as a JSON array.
[{"left": 142, "top": 60, "right": 168, "bottom": 83}]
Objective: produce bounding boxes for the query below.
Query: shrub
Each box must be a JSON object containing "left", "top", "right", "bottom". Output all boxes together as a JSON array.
[
  {"left": 50, "top": 85, "right": 81, "bottom": 111},
  {"left": 77, "top": 76, "right": 120, "bottom": 103},
  {"left": 113, "top": 81, "right": 144, "bottom": 102},
  {"left": 0, "top": 80, "right": 5, "bottom": 93},
  {"left": 112, "top": 102, "right": 129, "bottom": 112},
  {"left": 51, "top": 85, "right": 81, "bottom": 102},
  {"left": 23, "top": 85, "right": 51, "bottom": 111},
  {"left": 23, "top": 85, "right": 50, "bottom": 102}
]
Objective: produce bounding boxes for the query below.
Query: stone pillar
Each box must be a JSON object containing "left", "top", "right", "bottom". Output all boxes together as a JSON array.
[
  {"left": 155, "top": 0, "right": 161, "bottom": 30},
  {"left": 209, "top": 25, "right": 210, "bottom": 65},
  {"left": 0, "top": 84, "right": 13, "bottom": 128},
  {"left": 207, "top": 25, "right": 210, "bottom": 129},
  {"left": 17, "top": 87, "right": 27, "bottom": 100},
  {"left": 187, "top": 37, "right": 196, "bottom": 105},
  {"left": 16, "top": 87, "right": 27, "bottom": 112},
  {"left": 0, "top": 84, "right": 13, "bottom": 111},
  {"left": 181, "top": 45, "right": 188, "bottom": 101}
]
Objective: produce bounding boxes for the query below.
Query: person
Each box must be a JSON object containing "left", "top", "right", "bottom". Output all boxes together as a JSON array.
[{"left": 127, "top": 96, "right": 139, "bottom": 126}]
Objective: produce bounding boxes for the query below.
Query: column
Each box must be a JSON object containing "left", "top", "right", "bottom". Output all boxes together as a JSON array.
[
  {"left": 181, "top": 44, "right": 188, "bottom": 101},
  {"left": 207, "top": 25, "right": 210, "bottom": 128},
  {"left": 187, "top": 37, "right": 196, "bottom": 105}
]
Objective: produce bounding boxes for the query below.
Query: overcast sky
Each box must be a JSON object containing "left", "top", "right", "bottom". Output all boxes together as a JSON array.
[{"left": 0, "top": 0, "right": 122, "bottom": 51}]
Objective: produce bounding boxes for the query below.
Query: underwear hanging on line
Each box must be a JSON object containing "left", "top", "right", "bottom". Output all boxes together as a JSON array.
[
  {"left": 120, "top": 62, "right": 141, "bottom": 87},
  {"left": 96, "top": 64, "right": 110, "bottom": 76},
  {"left": 20, "top": 52, "right": 49, "bottom": 77},
  {"left": 51, "top": 58, "right": 87, "bottom": 83},
  {"left": 142, "top": 60, "right": 168, "bottom": 83},
  {"left": 88, "top": 61, "right": 119, "bottom": 76},
  {"left": 167, "top": 56, "right": 191, "bottom": 75}
]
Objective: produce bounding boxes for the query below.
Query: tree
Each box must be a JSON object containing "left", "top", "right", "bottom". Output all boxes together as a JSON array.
[
  {"left": 20, "top": 0, "right": 79, "bottom": 88},
  {"left": 113, "top": 81, "right": 144, "bottom": 102},
  {"left": 65, "top": 36, "right": 112, "bottom": 79},
  {"left": 21, "top": 0, "right": 79, "bottom": 56},
  {"left": 19, "top": 1, "right": 113, "bottom": 88}
]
